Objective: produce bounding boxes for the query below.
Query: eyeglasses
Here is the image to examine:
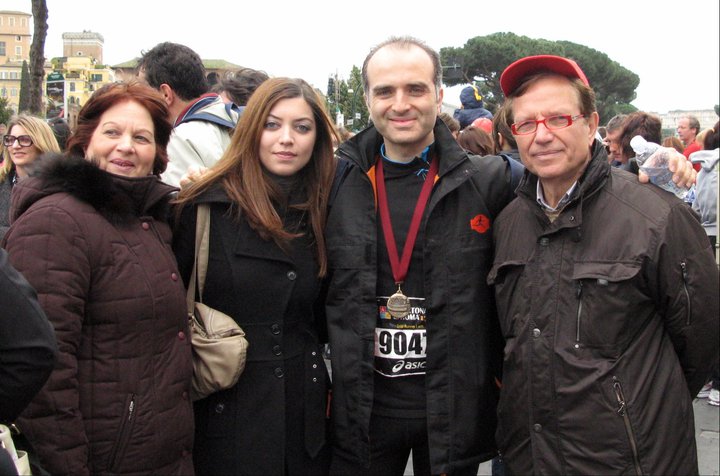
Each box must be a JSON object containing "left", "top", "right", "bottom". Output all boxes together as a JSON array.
[
  {"left": 3, "top": 135, "right": 34, "bottom": 147},
  {"left": 511, "top": 114, "right": 585, "bottom": 136}
]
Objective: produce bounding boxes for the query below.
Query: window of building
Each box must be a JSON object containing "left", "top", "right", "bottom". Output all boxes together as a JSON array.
[
  {"left": 9, "top": 17, "right": 15, "bottom": 27},
  {"left": 0, "top": 88, "right": 6, "bottom": 97},
  {"left": 70, "top": 83, "right": 76, "bottom": 92},
  {"left": 15, "top": 46, "right": 22, "bottom": 57},
  {"left": 90, "top": 73, "right": 103, "bottom": 82},
  {"left": 9, "top": 72, "right": 18, "bottom": 79},
  {"left": 16, "top": 36, "right": 21, "bottom": 41},
  {"left": 0, "top": 42, "right": 5, "bottom": 56},
  {"left": 21, "top": 18, "right": 27, "bottom": 27},
  {"left": 10, "top": 88, "right": 18, "bottom": 97}
]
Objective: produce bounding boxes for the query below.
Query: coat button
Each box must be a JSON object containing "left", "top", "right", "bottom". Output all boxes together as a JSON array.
[
  {"left": 533, "top": 328, "right": 541, "bottom": 338},
  {"left": 215, "top": 403, "right": 225, "bottom": 413},
  {"left": 286, "top": 271, "right": 297, "bottom": 281},
  {"left": 312, "top": 364, "right": 318, "bottom": 369},
  {"left": 273, "top": 345, "right": 282, "bottom": 356},
  {"left": 539, "top": 237, "right": 550, "bottom": 246},
  {"left": 171, "top": 273, "right": 179, "bottom": 281},
  {"left": 178, "top": 331, "right": 186, "bottom": 340},
  {"left": 182, "top": 391, "right": 188, "bottom": 400},
  {"left": 270, "top": 324, "right": 281, "bottom": 335},
  {"left": 533, "top": 423, "right": 542, "bottom": 433},
  {"left": 274, "top": 367, "right": 284, "bottom": 378},
  {"left": 312, "top": 377, "right": 318, "bottom": 383},
  {"left": 141, "top": 222, "right": 150, "bottom": 230}
]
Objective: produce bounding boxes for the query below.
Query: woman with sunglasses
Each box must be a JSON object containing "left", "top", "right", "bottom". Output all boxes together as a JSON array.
[{"left": 0, "top": 114, "right": 61, "bottom": 239}]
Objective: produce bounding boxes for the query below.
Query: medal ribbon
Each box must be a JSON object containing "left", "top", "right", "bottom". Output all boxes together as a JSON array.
[{"left": 376, "top": 154, "right": 439, "bottom": 286}]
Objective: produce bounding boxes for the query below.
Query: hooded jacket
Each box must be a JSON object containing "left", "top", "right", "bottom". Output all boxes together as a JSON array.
[
  {"left": 326, "top": 120, "right": 515, "bottom": 474},
  {"left": 453, "top": 85, "right": 493, "bottom": 129},
  {"left": 488, "top": 141, "right": 719, "bottom": 475},
  {"left": 164, "top": 93, "right": 240, "bottom": 187},
  {"left": 3, "top": 155, "right": 194, "bottom": 476},
  {"left": 690, "top": 148, "right": 718, "bottom": 237}
]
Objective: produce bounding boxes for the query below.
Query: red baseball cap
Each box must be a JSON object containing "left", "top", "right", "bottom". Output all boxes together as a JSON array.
[{"left": 500, "top": 55, "right": 589, "bottom": 96}]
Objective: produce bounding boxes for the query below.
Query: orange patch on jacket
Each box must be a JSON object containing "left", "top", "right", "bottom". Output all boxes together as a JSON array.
[{"left": 470, "top": 214, "right": 490, "bottom": 234}]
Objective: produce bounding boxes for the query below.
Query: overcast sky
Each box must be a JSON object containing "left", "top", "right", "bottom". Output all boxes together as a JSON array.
[{"left": 5, "top": 0, "right": 719, "bottom": 116}]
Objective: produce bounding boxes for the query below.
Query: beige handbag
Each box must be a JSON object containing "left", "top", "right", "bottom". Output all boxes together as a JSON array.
[
  {"left": 187, "top": 204, "right": 248, "bottom": 401},
  {"left": 0, "top": 424, "right": 31, "bottom": 475}
]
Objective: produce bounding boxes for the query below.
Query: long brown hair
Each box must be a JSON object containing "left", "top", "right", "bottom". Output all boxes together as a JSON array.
[{"left": 175, "top": 77, "right": 338, "bottom": 276}]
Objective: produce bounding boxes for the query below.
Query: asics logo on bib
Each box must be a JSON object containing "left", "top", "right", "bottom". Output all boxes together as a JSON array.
[{"left": 392, "top": 360, "right": 427, "bottom": 373}]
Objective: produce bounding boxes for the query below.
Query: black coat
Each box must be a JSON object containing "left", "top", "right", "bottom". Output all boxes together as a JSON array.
[
  {"left": 0, "top": 247, "right": 56, "bottom": 424},
  {"left": 326, "top": 120, "right": 516, "bottom": 474},
  {"left": 173, "top": 186, "right": 330, "bottom": 476}
]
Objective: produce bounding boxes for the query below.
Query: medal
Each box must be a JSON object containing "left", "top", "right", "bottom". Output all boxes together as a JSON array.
[
  {"left": 376, "top": 151, "right": 438, "bottom": 321},
  {"left": 387, "top": 284, "right": 410, "bottom": 318}
]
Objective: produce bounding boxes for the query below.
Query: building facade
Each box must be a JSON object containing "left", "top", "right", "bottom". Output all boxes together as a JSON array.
[{"left": 0, "top": 10, "right": 32, "bottom": 114}]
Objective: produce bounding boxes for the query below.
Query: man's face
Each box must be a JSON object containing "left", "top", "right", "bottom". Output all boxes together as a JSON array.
[
  {"left": 677, "top": 118, "right": 696, "bottom": 143},
  {"left": 605, "top": 129, "right": 624, "bottom": 163},
  {"left": 511, "top": 76, "right": 598, "bottom": 193},
  {"left": 365, "top": 44, "right": 443, "bottom": 160}
]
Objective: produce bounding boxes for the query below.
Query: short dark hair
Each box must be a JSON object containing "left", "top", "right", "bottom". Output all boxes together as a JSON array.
[
  {"left": 705, "top": 121, "right": 720, "bottom": 150},
  {"left": 212, "top": 68, "right": 270, "bottom": 106},
  {"left": 618, "top": 111, "right": 662, "bottom": 161},
  {"left": 361, "top": 36, "right": 442, "bottom": 97},
  {"left": 136, "top": 42, "right": 208, "bottom": 101}
]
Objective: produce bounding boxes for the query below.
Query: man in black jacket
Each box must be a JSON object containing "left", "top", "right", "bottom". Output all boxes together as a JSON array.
[
  {"left": 489, "top": 54, "right": 717, "bottom": 475},
  {"left": 325, "top": 36, "right": 517, "bottom": 476}
]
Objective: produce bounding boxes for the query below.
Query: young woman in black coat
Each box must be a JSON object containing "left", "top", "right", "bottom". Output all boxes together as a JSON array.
[{"left": 173, "top": 78, "right": 337, "bottom": 476}]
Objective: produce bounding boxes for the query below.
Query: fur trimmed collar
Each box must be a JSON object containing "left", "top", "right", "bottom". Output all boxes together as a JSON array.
[{"left": 11, "top": 154, "right": 178, "bottom": 224}]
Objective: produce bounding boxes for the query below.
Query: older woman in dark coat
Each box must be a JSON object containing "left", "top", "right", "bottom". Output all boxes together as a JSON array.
[
  {"left": 173, "top": 78, "right": 337, "bottom": 476},
  {"left": 2, "top": 81, "right": 194, "bottom": 476}
]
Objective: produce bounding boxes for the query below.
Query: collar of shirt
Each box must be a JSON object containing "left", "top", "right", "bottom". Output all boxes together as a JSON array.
[{"left": 536, "top": 180, "right": 578, "bottom": 212}]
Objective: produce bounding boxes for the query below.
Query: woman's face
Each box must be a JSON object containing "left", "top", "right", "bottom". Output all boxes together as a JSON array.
[
  {"left": 259, "top": 97, "right": 317, "bottom": 177},
  {"left": 6, "top": 125, "right": 42, "bottom": 176},
  {"left": 85, "top": 100, "right": 157, "bottom": 177}
]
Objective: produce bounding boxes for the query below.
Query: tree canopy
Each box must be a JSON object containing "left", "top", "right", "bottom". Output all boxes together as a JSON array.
[{"left": 440, "top": 32, "right": 640, "bottom": 122}]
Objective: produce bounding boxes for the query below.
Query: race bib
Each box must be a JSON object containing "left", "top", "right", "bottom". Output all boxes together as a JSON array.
[{"left": 374, "top": 297, "right": 427, "bottom": 377}]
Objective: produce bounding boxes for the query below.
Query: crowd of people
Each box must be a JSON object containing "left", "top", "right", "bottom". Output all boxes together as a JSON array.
[{"left": 0, "top": 37, "right": 718, "bottom": 476}]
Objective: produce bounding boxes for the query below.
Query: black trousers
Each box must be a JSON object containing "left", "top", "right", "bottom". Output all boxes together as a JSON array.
[{"left": 330, "top": 413, "right": 479, "bottom": 476}]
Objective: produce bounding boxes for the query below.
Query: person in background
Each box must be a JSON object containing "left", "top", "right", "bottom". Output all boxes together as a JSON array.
[
  {"left": 690, "top": 121, "right": 719, "bottom": 407},
  {"left": 48, "top": 116, "right": 71, "bottom": 151},
  {"left": 616, "top": 111, "right": 663, "bottom": 174},
  {"left": 172, "top": 77, "right": 336, "bottom": 476},
  {"left": 438, "top": 112, "right": 461, "bottom": 139},
  {"left": 489, "top": 54, "right": 717, "bottom": 475},
  {"left": 0, "top": 122, "right": 6, "bottom": 159},
  {"left": 457, "top": 125, "right": 495, "bottom": 156},
  {"left": 678, "top": 114, "right": 702, "bottom": 171},
  {"left": 453, "top": 84, "right": 493, "bottom": 129},
  {"left": 2, "top": 81, "right": 194, "bottom": 475},
  {"left": 0, "top": 114, "right": 61, "bottom": 240},
  {"left": 137, "top": 42, "right": 240, "bottom": 187},
  {"left": 662, "top": 135, "right": 685, "bottom": 154},
  {"left": 212, "top": 67, "right": 270, "bottom": 107},
  {"left": 604, "top": 113, "right": 627, "bottom": 165},
  {"left": 492, "top": 104, "right": 520, "bottom": 161}
]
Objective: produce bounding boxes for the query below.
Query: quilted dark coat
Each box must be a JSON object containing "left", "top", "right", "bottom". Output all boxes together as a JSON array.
[{"left": 3, "top": 155, "right": 195, "bottom": 476}]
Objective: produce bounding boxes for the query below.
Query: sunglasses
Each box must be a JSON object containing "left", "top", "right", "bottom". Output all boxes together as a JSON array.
[{"left": 3, "top": 135, "right": 34, "bottom": 147}]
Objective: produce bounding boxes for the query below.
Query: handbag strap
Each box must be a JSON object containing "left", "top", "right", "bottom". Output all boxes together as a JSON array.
[{"left": 186, "top": 204, "right": 211, "bottom": 316}]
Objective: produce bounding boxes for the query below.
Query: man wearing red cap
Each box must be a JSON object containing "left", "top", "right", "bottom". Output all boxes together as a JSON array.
[{"left": 488, "top": 55, "right": 718, "bottom": 475}]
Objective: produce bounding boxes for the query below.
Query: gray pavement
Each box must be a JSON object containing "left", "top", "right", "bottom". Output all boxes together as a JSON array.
[{"left": 403, "top": 398, "right": 719, "bottom": 475}]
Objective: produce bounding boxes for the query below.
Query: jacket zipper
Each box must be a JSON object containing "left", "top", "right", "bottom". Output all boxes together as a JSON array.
[
  {"left": 680, "top": 262, "right": 691, "bottom": 325},
  {"left": 612, "top": 378, "right": 643, "bottom": 475},
  {"left": 574, "top": 281, "right": 583, "bottom": 348},
  {"left": 108, "top": 394, "right": 136, "bottom": 471}
]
